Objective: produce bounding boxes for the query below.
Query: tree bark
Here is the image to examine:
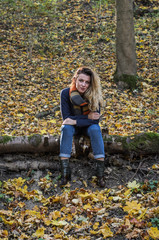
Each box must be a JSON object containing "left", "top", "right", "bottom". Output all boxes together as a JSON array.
[
  {"left": 0, "top": 159, "right": 59, "bottom": 171},
  {"left": 0, "top": 135, "right": 60, "bottom": 154},
  {"left": 0, "top": 132, "right": 158, "bottom": 156},
  {"left": 115, "top": 0, "right": 137, "bottom": 89}
]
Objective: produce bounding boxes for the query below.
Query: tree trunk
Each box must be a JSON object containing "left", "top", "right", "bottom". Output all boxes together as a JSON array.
[
  {"left": 114, "top": 0, "right": 137, "bottom": 89},
  {"left": 0, "top": 135, "right": 60, "bottom": 154},
  {"left": 0, "top": 132, "right": 158, "bottom": 156}
]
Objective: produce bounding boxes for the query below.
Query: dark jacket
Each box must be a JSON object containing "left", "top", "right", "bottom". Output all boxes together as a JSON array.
[{"left": 60, "top": 88, "right": 99, "bottom": 127}]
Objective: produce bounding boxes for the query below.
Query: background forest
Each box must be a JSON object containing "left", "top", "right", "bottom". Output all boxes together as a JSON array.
[{"left": 0, "top": 0, "right": 158, "bottom": 137}]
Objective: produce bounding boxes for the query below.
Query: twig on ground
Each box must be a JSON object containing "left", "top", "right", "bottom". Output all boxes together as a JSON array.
[
  {"left": 36, "top": 105, "right": 60, "bottom": 119},
  {"left": 129, "top": 161, "right": 143, "bottom": 182}
]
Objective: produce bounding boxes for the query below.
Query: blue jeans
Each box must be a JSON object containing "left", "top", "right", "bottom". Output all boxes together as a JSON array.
[{"left": 59, "top": 124, "right": 105, "bottom": 159}]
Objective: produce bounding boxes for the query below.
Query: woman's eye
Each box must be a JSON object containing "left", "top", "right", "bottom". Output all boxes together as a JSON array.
[{"left": 78, "top": 79, "right": 90, "bottom": 84}]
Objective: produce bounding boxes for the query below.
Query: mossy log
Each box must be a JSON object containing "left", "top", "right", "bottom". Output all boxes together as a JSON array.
[
  {"left": 0, "top": 132, "right": 158, "bottom": 171},
  {"left": 0, "top": 135, "right": 60, "bottom": 154},
  {"left": 103, "top": 132, "right": 159, "bottom": 156},
  {"left": 0, "top": 132, "right": 158, "bottom": 157}
]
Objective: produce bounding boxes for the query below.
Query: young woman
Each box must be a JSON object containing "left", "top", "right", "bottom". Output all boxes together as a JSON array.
[{"left": 59, "top": 66, "right": 105, "bottom": 187}]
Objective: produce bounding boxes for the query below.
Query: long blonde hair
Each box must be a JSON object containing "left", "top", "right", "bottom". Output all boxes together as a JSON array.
[{"left": 70, "top": 66, "right": 103, "bottom": 111}]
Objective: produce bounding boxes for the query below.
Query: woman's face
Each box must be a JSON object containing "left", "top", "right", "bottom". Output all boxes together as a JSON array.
[{"left": 75, "top": 73, "right": 91, "bottom": 94}]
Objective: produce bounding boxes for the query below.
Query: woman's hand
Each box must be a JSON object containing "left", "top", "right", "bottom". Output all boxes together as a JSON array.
[
  {"left": 88, "top": 111, "right": 100, "bottom": 120},
  {"left": 63, "top": 118, "right": 77, "bottom": 125}
]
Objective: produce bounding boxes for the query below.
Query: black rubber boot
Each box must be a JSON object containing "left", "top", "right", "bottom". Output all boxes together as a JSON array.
[
  {"left": 96, "top": 160, "right": 105, "bottom": 188},
  {"left": 60, "top": 159, "right": 71, "bottom": 186}
]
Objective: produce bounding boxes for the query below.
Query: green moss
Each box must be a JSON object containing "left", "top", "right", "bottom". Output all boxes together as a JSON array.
[
  {"left": 114, "top": 73, "right": 139, "bottom": 90},
  {"left": 0, "top": 135, "right": 13, "bottom": 144},
  {"left": 124, "top": 132, "right": 159, "bottom": 153},
  {"left": 144, "top": 132, "right": 159, "bottom": 140},
  {"left": 104, "top": 132, "right": 159, "bottom": 154},
  {"left": 28, "top": 134, "right": 42, "bottom": 147},
  {"left": 103, "top": 135, "right": 113, "bottom": 142}
]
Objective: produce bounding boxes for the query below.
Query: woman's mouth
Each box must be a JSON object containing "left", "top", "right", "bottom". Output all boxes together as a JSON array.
[{"left": 81, "top": 87, "right": 86, "bottom": 91}]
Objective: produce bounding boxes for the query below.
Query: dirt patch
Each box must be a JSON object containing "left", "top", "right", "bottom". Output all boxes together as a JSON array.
[{"left": 0, "top": 153, "right": 158, "bottom": 195}]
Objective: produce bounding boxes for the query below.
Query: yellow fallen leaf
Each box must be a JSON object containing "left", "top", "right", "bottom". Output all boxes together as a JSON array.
[
  {"left": 14, "top": 177, "right": 26, "bottom": 187},
  {"left": 17, "top": 113, "right": 24, "bottom": 117},
  {"left": 8, "top": 101, "right": 15, "bottom": 107},
  {"left": 124, "top": 188, "right": 132, "bottom": 197},
  {"left": 55, "top": 111, "right": 60, "bottom": 117},
  {"left": 90, "top": 230, "right": 99, "bottom": 235},
  {"left": 40, "top": 129, "right": 47, "bottom": 134},
  {"left": 148, "top": 227, "right": 159, "bottom": 239},
  {"left": 127, "top": 180, "right": 140, "bottom": 189},
  {"left": 137, "top": 208, "right": 147, "bottom": 220},
  {"left": 1, "top": 216, "right": 15, "bottom": 226},
  {"left": 51, "top": 210, "right": 61, "bottom": 220},
  {"left": 39, "top": 56, "right": 46, "bottom": 60},
  {"left": 123, "top": 201, "right": 141, "bottom": 215},
  {"left": 93, "top": 222, "right": 99, "bottom": 230},
  {"left": 77, "top": 192, "right": 90, "bottom": 199},
  {"left": 52, "top": 220, "right": 68, "bottom": 226},
  {"left": 83, "top": 180, "right": 87, "bottom": 187},
  {"left": 152, "top": 164, "right": 159, "bottom": 170},
  {"left": 125, "top": 217, "right": 131, "bottom": 228},
  {"left": 54, "top": 234, "right": 64, "bottom": 239},
  {"left": 25, "top": 210, "right": 41, "bottom": 218},
  {"left": 66, "top": 213, "right": 73, "bottom": 221},
  {"left": 83, "top": 203, "right": 92, "bottom": 210},
  {"left": 49, "top": 119, "right": 56, "bottom": 123},
  {"left": 100, "top": 223, "right": 113, "bottom": 238},
  {"left": 0, "top": 210, "right": 12, "bottom": 216},
  {"left": 32, "top": 227, "right": 45, "bottom": 238},
  {"left": 43, "top": 218, "right": 51, "bottom": 226},
  {"left": 18, "top": 202, "right": 25, "bottom": 208},
  {"left": 0, "top": 230, "right": 8, "bottom": 236}
]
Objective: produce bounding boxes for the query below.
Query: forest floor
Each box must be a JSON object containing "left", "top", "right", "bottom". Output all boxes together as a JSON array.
[
  {"left": 0, "top": 153, "right": 159, "bottom": 239},
  {"left": 0, "top": 0, "right": 159, "bottom": 239}
]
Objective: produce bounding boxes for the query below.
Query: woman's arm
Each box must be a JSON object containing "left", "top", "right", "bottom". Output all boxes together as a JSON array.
[
  {"left": 60, "top": 88, "right": 100, "bottom": 126},
  {"left": 63, "top": 111, "right": 100, "bottom": 125}
]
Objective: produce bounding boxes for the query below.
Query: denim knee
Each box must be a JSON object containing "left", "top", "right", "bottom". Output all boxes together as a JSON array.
[
  {"left": 61, "top": 124, "right": 75, "bottom": 136},
  {"left": 87, "top": 124, "right": 101, "bottom": 136}
]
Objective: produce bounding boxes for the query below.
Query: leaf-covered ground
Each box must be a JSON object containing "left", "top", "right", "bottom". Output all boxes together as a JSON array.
[
  {"left": 0, "top": 0, "right": 158, "bottom": 137},
  {"left": 0, "top": 0, "right": 159, "bottom": 239},
  {"left": 0, "top": 153, "right": 159, "bottom": 239}
]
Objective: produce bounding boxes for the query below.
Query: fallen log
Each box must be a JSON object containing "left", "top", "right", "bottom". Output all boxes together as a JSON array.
[
  {"left": 103, "top": 132, "right": 159, "bottom": 156},
  {"left": 0, "top": 135, "right": 60, "bottom": 154},
  {"left": 0, "top": 159, "right": 59, "bottom": 171},
  {"left": 0, "top": 132, "right": 159, "bottom": 156}
]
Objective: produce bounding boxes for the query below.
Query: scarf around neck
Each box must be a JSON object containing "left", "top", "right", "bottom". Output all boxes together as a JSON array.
[{"left": 69, "top": 83, "right": 90, "bottom": 115}]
